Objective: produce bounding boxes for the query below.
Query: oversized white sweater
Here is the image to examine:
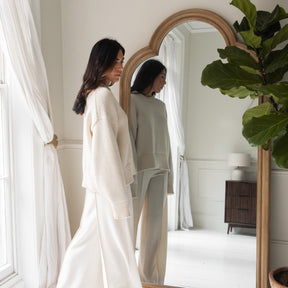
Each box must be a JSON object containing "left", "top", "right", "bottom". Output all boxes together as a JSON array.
[
  {"left": 129, "top": 92, "right": 173, "bottom": 194},
  {"left": 82, "top": 86, "right": 136, "bottom": 219}
]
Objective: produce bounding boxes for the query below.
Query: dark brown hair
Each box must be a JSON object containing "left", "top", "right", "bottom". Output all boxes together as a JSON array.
[
  {"left": 73, "top": 38, "right": 125, "bottom": 114},
  {"left": 131, "top": 59, "right": 166, "bottom": 94}
]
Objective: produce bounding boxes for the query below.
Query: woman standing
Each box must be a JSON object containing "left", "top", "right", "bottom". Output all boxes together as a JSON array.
[
  {"left": 129, "top": 59, "right": 173, "bottom": 285},
  {"left": 57, "top": 38, "right": 142, "bottom": 288}
]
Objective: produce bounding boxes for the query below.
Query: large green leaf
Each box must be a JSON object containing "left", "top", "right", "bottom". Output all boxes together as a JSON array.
[
  {"left": 259, "top": 83, "right": 288, "bottom": 100},
  {"left": 256, "top": 10, "right": 275, "bottom": 32},
  {"left": 255, "top": 11, "right": 281, "bottom": 42},
  {"left": 264, "top": 44, "right": 288, "bottom": 73},
  {"left": 218, "top": 46, "right": 259, "bottom": 69},
  {"left": 230, "top": 0, "right": 257, "bottom": 29},
  {"left": 201, "top": 60, "right": 262, "bottom": 90},
  {"left": 240, "top": 29, "right": 262, "bottom": 49},
  {"left": 272, "top": 132, "right": 288, "bottom": 169},
  {"left": 258, "top": 5, "right": 288, "bottom": 32},
  {"left": 220, "top": 86, "right": 257, "bottom": 99},
  {"left": 233, "top": 18, "right": 249, "bottom": 33},
  {"left": 265, "top": 64, "right": 288, "bottom": 84},
  {"left": 261, "top": 24, "right": 288, "bottom": 57},
  {"left": 243, "top": 113, "right": 288, "bottom": 146},
  {"left": 242, "top": 102, "right": 272, "bottom": 125}
]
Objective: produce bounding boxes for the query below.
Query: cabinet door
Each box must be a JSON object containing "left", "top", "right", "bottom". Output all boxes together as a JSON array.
[{"left": 225, "top": 181, "right": 257, "bottom": 225}]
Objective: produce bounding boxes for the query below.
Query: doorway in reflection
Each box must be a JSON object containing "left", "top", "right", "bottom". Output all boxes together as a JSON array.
[{"left": 134, "top": 21, "right": 258, "bottom": 287}]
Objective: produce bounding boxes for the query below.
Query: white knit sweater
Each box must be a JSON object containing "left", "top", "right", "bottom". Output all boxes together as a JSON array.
[
  {"left": 82, "top": 86, "right": 136, "bottom": 219},
  {"left": 129, "top": 92, "right": 173, "bottom": 194}
]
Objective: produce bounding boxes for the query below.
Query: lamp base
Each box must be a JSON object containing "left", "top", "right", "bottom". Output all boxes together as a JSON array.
[{"left": 231, "top": 168, "right": 245, "bottom": 181}]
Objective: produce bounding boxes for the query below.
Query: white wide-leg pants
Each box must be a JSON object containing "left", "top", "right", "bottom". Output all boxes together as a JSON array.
[
  {"left": 57, "top": 188, "right": 142, "bottom": 288},
  {"left": 133, "top": 169, "right": 168, "bottom": 285}
]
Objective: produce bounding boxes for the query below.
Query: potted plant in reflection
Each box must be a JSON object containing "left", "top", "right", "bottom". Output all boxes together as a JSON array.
[{"left": 201, "top": 0, "right": 288, "bottom": 286}]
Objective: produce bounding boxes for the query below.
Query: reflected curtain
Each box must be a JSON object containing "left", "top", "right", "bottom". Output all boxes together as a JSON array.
[
  {"left": 158, "top": 36, "right": 193, "bottom": 230},
  {"left": 0, "top": 0, "right": 71, "bottom": 287}
]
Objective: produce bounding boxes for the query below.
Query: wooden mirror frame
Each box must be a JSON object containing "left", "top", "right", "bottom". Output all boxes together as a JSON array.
[{"left": 119, "top": 9, "right": 271, "bottom": 288}]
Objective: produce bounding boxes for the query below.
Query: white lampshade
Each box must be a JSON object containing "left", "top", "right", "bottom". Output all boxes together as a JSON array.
[
  {"left": 228, "top": 153, "right": 251, "bottom": 181},
  {"left": 227, "top": 153, "right": 251, "bottom": 167}
]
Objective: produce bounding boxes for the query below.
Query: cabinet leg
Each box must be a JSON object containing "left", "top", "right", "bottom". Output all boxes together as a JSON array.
[{"left": 227, "top": 224, "right": 233, "bottom": 234}]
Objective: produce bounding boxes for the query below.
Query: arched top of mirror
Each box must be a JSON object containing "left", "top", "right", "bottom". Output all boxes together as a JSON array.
[{"left": 119, "top": 8, "right": 240, "bottom": 113}]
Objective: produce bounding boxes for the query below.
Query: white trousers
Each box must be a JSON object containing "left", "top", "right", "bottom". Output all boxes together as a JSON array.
[
  {"left": 133, "top": 169, "right": 168, "bottom": 285},
  {"left": 57, "top": 188, "right": 142, "bottom": 288}
]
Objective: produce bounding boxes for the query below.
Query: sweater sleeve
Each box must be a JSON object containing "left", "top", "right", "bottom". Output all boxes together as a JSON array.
[
  {"left": 163, "top": 102, "right": 174, "bottom": 194},
  {"left": 129, "top": 96, "right": 137, "bottom": 144},
  {"left": 128, "top": 95, "right": 138, "bottom": 198},
  {"left": 90, "top": 118, "right": 130, "bottom": 219},
  {"left": 168, "top": 149, "right": 174, "bottom": 194},
  {"left": 129, "top": 95, "right": 138, "bottom": 168}
]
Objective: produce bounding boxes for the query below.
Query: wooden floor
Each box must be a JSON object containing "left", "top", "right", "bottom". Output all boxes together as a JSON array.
[{"left": 138, "top": 229, "right": 256, "bottom": 288}]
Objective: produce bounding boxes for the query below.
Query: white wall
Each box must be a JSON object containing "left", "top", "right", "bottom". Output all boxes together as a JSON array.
[
  {"left": 40, "top": 0, "right": 288, "bottom": 274},
  {"left": 40, "top": 0, "right": 64, "bottom": 138}
]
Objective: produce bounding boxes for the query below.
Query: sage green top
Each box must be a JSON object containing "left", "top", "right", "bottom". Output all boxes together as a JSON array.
[{"left": 129, "top": 92, "right": 173, "bottom": 194}]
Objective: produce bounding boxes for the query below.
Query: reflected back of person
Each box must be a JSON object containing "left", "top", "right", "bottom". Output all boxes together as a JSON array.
[{"left": 129, "top": 59, "right": 173, "bottom": 285}]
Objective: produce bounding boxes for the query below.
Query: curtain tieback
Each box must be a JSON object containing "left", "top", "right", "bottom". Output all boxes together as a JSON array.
[{"left": 45, "top": 134, "right": 58, "bottom": 148}]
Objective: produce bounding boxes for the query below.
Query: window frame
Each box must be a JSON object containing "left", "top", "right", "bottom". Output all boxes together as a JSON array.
[
  {"left": 0, "top": 48, "right": 24, "bottom": 288},
  {"left": 0, "top": 46, "right": 14, "bottom": 280}
]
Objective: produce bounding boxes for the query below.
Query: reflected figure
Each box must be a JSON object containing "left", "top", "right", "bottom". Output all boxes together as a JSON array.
[
  {"left": 129, "top": 59, "right": 173, "bottom": 285},
  {"left": 57, "top": 38, "right": 142, "bottom": 288}
]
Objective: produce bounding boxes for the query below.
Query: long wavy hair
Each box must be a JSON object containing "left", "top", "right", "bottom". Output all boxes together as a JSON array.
[
  {"left": 73, "top": 38, "right": 125, "bottom": 114},
  {"left": 131, "top": 59, "right": 166, "bottom": 94}
]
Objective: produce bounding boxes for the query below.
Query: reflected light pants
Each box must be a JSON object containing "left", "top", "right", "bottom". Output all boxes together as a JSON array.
[
  {"left": 57, "top": 188, "right": 142, "bottom": 288},
  {"left": 133, "top": 169, "right": 168, "bottom": 285}
]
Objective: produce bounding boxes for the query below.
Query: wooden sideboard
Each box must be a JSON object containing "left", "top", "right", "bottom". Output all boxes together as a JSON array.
[{"left": 224, "top": 180, "right": 257, "bottom": 234}]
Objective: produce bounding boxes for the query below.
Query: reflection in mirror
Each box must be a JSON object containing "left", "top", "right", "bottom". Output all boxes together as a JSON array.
[{"left": 130, "top": 21, "right": 258, "bottom": 288}]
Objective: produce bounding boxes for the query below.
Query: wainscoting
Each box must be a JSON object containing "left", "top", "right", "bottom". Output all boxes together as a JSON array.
[
  {"left": 57, "top": 140, "right": 85, "bottom": 236},
  {"left": 186, "top": 159, "right": 257, "bottom": 232},
  {"left": 269, "top": 168, "right": 288, "bottom": 270}
]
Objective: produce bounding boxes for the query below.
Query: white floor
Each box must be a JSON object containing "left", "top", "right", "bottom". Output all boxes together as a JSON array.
[{"left": 163, "top": 229, "right": 256, "bottom": 288}]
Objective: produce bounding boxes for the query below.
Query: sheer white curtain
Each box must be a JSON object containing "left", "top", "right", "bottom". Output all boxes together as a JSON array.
[
  {"left": 0, "top": 0, "right": 71, "bottom": 287},
  {"left": 158, "top": 36, "right": 193, "bottom": 230}
]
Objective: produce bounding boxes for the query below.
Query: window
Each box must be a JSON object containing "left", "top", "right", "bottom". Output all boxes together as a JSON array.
[
  {"left": 0, "top": 33, "right": 40, "bottom": 288},
  {"left": 0, "top": 48, "right": 15, "bottom": 285}
]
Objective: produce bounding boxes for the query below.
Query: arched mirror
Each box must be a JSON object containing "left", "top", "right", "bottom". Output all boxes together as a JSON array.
[{"left": 119, "top": 9, "right": 271, "bottom": 288}]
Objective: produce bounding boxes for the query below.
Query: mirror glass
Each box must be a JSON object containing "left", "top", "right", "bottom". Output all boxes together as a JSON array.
[{"left": 130, "top": 21, "right": 258, "bottom": 288}]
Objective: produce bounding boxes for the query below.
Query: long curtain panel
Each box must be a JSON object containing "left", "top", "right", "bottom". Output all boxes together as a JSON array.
[
  {"left": 158, "top": 36, "right": 193, "bottom": 230},
  {"left": 0, "top": 0, "right": 71, "bottom": 287}
]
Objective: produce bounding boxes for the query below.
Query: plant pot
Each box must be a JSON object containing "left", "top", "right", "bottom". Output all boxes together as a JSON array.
[{"left": 269, "top": 267, "right": 288, "bottom": 288}]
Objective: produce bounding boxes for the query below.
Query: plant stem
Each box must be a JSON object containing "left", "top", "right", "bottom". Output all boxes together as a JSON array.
[
  {"left": 258, "top": 54, "right": 279, "bottom": 112},
  {"left": 269, "top": 96, "right": 279, "bottom": 112}
]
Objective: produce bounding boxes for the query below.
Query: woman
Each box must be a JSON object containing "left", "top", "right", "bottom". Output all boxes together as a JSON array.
[
  {"left": 57, "top": 38, "right": 142, "bottom": 288},
  {"left": 129, "top": 59, "right": 173, "bottom": 285}
]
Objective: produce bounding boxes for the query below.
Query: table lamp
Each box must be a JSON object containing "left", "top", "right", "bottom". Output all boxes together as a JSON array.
[{"left": 228, "top": 152, "right": 251, "bottom": 181}]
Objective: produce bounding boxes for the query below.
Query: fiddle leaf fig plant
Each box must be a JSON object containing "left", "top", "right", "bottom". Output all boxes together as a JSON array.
[{"left": 201, "top": 0, "right": 288, "bottom": 169}]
